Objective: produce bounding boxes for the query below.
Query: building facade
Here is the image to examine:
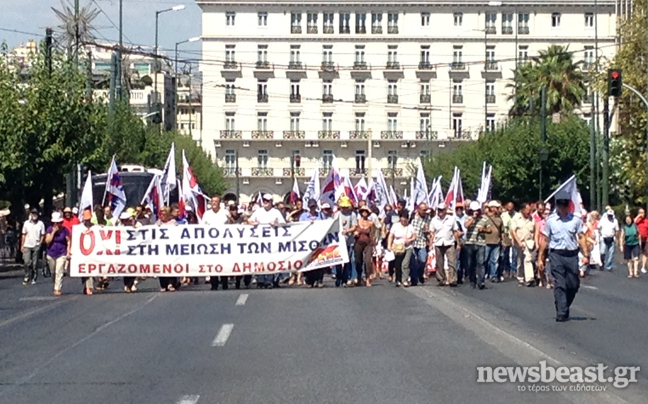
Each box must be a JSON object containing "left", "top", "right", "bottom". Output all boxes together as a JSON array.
[{"left": 197, "top": 0, "right": 619, "bottom": 202}]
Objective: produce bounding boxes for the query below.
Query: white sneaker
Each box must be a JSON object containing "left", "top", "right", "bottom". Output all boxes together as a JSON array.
[{"left": 641, "top": 267, "right": 647, "bottom": 274}]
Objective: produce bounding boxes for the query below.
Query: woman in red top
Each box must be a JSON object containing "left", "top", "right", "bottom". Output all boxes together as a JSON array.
[{"left": 634, "top": 208, "right": 648, "bottom": 273}]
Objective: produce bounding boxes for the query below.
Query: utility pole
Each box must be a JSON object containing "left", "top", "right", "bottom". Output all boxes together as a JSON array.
[
  {"left": 235, "top": 150, "right": 240, "bottom": 201},
  {"left": 74, "top": 0, "right": 79, "bottom": 67},
  {"left": 539, "top": 85, "right": 547, "bottom": 200},
  {"left": 602, "top": 97, "right": 610, "bottom": 208},
  {"left": 116, "top": 0, "right": 123, "bottom": 100},
  {"left": 589, "top": 92, "right": 597, "bottom": 211},
  {"left": 45, "top": 28, "right": 53, "bottom": 77}
]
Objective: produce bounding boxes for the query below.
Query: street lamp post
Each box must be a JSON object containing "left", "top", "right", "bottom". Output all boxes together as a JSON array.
[
  {"left": 155, "top": 5, "right": 185, "bottom": 131},
  {"left": 175, "top": 37, "right": 201, "bottom": 131}
]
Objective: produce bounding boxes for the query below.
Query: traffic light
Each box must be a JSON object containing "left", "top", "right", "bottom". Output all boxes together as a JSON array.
[{"left": 607, "top": 69, "right": 622, "bottom": 98}]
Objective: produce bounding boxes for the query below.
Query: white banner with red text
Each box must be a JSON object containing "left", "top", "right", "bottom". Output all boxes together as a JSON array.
[{"left": 69, "top": 219, "right": 348, "bottom": 277}]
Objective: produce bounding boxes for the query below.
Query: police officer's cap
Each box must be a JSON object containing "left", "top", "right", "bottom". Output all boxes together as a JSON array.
[{"left": 554, "top": 190, "right": 570, "bottom": 201}]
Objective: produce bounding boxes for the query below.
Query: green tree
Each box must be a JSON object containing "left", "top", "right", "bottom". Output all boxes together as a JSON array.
[
  {"left": 424, "top": 116, "right": 591, "bottom": 205},
  {"left": 508, "top": 45, "right": 586, "bottom": 115}
]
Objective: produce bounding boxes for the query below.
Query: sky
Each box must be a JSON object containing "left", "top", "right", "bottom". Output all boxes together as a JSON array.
[{"left": 0, "top": 0, "right": 202, "bottom": 57}]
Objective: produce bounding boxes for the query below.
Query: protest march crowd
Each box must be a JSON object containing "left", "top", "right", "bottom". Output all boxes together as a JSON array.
[{"left": 12, "top": 146, "right": 643, "bottom": 321}]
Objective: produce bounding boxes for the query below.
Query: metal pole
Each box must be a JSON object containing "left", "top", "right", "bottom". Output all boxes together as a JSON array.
[
  {"left": 235, "top": 150, "right": 240, "bottom": 200},
  {"left": 539, "top": 85, "right": 546, "bottom": 200},
  {"left": 117, "top": 0, "right": 123, "bottom": 100},
  {"left": 74, "top": 0, "right": 79, "bottom": 67},
  {"left": 155, "top": 11, "right": 160, "bottom": 133},
  {"left": 484, "top": 27, "right": 488, "bottom": 131},
  {"left": 589, "top": 92, "right": 596, "bottom": 210},
  {"left": 621, "top": 84, "right": 648, "bottom": 208},
  {"left": 602, "top": 97, "right": 610, "bottom": 207},
  {"left": 175, "top": 41, "right": 179, "bottom": 129}
]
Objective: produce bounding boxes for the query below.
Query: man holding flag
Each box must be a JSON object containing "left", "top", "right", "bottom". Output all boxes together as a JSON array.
[
  {"left": 104, "top": 157, "right": 127, "bottom": 219},
  {"left": 538, "top": 180, "right": 589, "bottom": 322}
]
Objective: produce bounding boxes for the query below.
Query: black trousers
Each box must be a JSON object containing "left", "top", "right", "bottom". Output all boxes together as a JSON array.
[
  {"left": 235, "top": 275, "right": 252, "bottom": 288},
  {"left": 210, "top": 276, "right": 229, "bottom": 290},
  {"left": 549, "top": 251, "right": 580, "bottom": 317},
  {"left": 159, "top": 277, "right": 178, "bottom": 290},
  {"left": 124, "top": 277, "right": 136, "bottom": 288}
]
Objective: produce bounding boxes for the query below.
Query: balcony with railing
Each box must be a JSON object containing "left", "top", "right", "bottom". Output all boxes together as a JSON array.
[
  {"left": 485, "top": 26, "right": 496, "bottom": 34},
  {"left": 387, "top": 94, "right": 398, "bottom": 104},
  {"left": 283, "top": 130, "right": 305, "bottom": 139},
  {"left": 307, "top": 25, "right": 317, "bottom": 34},
  {"left": 485, "top": 61, "right": 499, "bottom": 71},
  {"left": 355, "top": 94, "right": 366, "bottom": 104},
  {"left": 320, "top": 61, "right": 337, "bottom": 72},
  {"left": 387, "top": 25, "right": 398, "bottom": 34},
  {"left": 486, "top": 94, "right": 496, "bottom": 104},
  {"left": 290, "top": 94, "right": 301, "bottom": 103},
  {"left": 451, "top": 62, "right": 466, "bottom": 70},
  {"left": 380, "top": 131, "right": 403, "bottom": 140},
  {"left": 582, "top": 62, "right": 594, "bottom": 71},
  {"left": 349, "top": 130, "right": 370, "bottom": 140},
  {"left": 420, "top": 94, "right": 431, "bottom": 104},
  {"left": 382, "top": 167, "right": 403, "bottom": 177},
  {"left": 340, "top": 26, "right": 350, "bottom": 34},
  {"left": 518, "top": 26, "right": 529, "bottom": 34},
  {"left": 319, "top": 167, "right": 331, "bottom": 176},
  {"left": 225, "top": 93, "right": 236, "bottom": 103},
  {"left": 224, "top": 168, "right": 241, "bottom": 177},
  {"left": 416, "top": 130, "right": 438, "bottom": 140},
  {"left": 251, "top": 130, "right": 274, "bottom": 140},
  {"left": 451, "top": 130, "right": 472, "bottom": 140},
  {"left": 220, "top": 130, "right": 242, "bottom": 139},
  {"left": 372, "top": 26, "right": 382, "bottom": 34},
  {"left": 418, "top": 61, "right": 434, "bottom": 70},
  {"left": 385, "top": 61, "right": 400, "bottom": 70},
  {"left": 257, "top": 93, "right": 268, "bottom": 103},
  {"left": 288, "top": 61, "right": 304, "bottom": 70},
  {"left": 323, "top": 25, "right": 334, "bottom": 34},
  {"left": 255, "top": 60, "right": 271, "bottom": 69},
  {"left": 353, "top": 61, "right": 368, "bottom": 70},
  {"left": 356, "top": 26, "right": 366, "bottom": 34},
  {"left": 318, "top": 131, "right": 340, "bottom": 139},
  {"left": 251, "top": 167, "right": 274, "bottom": 177},
  {"left": 350, "top": 168, "right": 366, "bottom": 176},
  {"left": 502, "top": 26, "right": 513, "bottom": 35},
  {"left": 223, "top": 61, "right": 238, "bottom": 70},
  {"left": 283, "top": 167, "right": 305, "bottom": 177},
  {"left": 452, "top": 94, "right": 463, "bottom": 104},
  {"left": 291, "top": 25, "right": 302, "bottom": 34},
  {"left": 322, "top": 94, "right": 334, "bottom": 103}
]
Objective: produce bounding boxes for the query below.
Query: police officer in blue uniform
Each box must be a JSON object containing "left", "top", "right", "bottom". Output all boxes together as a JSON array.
[{"left": 537, "top": 190, "right": 589, "bottom": 322}]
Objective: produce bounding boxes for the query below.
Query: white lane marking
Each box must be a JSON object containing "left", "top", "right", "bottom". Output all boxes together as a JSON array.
[
  {"left": 19, "top": 296, "right": 58, "bottom": 301},
  {"left": 177, "top": 395, "right": 200, "bottom": 404},
  {"left": 211, "top": 324, "right": 234, "bottom": 347},
  {"left": 0, "top": 297, "right": 77, "bottom": 329},
  {"left": 581, "top": 285, "right": 598, "bottom": 290},
  {"left": 235, "top": 293, "right": 249, "bottom": 306}
]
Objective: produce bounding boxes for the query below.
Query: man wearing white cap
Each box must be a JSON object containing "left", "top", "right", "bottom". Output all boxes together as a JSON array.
[
  {"left": 249, "top": 194, "right": 286, "bottom": 288},
  {"left": 538, "top": 189, "right": 589, "bottom": 322},
  {"left": 598, "top": 207, "right": 619, "bottom": 271},
  {"left": 429, "top": 202, "right": 461, "bottom": 286}
]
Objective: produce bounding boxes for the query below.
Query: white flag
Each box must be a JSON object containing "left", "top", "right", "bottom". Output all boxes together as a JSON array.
[
  {"left": 544, "top": 175, "right": 582, "bottom": 216},
  {"left": 160, "top": 142, "right": 177, "bottom": 205},
  {"left": 78, "top": 171, "right": 94, "bottom": 219},
  {"left": 412, "top": 159, "right": 429, "bottom": 206},
  {"left": 354, "top": 177, "right": 369, "bottom": 201},
  {"left": 104, "top": 157, "right": 127, "bottom": 218},
  {"left": 302, "top": 169, "right": 321, "bottom": 204}
]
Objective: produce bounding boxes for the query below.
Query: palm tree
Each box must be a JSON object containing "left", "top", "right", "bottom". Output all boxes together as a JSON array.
[
  {"left": 508, "top": 45, "right": 586, "bottom": 115},
  {"left": 52, "top": 1, "right": 100, "bottom": 49}
]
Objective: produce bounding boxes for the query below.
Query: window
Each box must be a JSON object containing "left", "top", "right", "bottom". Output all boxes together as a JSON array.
[
  {"left": 257, "top": 80, "right": 268, "bottom": 102},
  {"left": 322, "top": 150, "right": 334, "bottom": 169},
  {"left": 292, "top": 150, "right": 301, "bottom": 167},
  {"left": 420, "top": 113, "right": 431, "bottom": 133},
  {"left": 355, "top": 113, "right": 365, "bottom": 131},
  {"left": 387, "top": 45, "right": 398, "bottom": 67},
  {"left": 583, "top": 113, "right": 592, "bottom": 127},
  {"left": 322, "top": 112, "right": 333, "bottom": 131},
  {"left": 257, "top": 149, "right": 268, "bottom": 169},
  {"left": 290, "top": 81, "right": 300, "bottom": 102},
  {"left": 387, "top": 113, "right": 398, "bottom": 131},
  {"left": 355, "top": 81, "right": 365, "bottom": 95},
  {"left": 421, "top": 82, "right": 430, "bottom": 96},
  {"left": 225, "top": 150, "right": 236, "bottom": 174},
  {"left": 340, "top": 13, "right": 350, "bottom": 33},
  {"left": 388, "top": 80, "right": 398, "bottom": 96},
  {"left": 454, "top": 12, "right": 463, "bottom": 27},
  {"left": 584, "top": 46, "right": 594, "bottom": 69},
  {"left": 225, "top": 112, "right": 235, "bottom": 131},
  {"left": 518, "top": 45, "right": 528, "bottom": 64},
  {"left": 323, "top": 80, "right": 333, "bottom": 96},
  {"left": 290, "top": 45, "right": 301, "bottom": 64},
  {"left": 372, "top": 13, "right": 382, "bottom": 27},
  {"left": 583, "top": 85, "right": 592, "bottom": 104},
  {"left": 307, "top": 13, "right": 318, "bottom": 32},
  {"left": 387, "top": 13, "right": 398, "bottom": 33},
  {"left": 322, "top": 45, "right": 333, "bottom": 63},
  {"left": 502, "top": 13, "right": 513, "bottom": 34},
  {"left": 355, "top": 45, "right": 365, "bottom": 64},
  {"left": 551, "top": 13, "right": 561, "bottom": 28},
  {"left": 452, "top": 113, "right": 463, "bottom": 137},
  {"left": 420, "top": 150, "right": 430, "bottom": 159},
  {"left": 486, "top": 46, "right": 496, "bottom": 69},
  {"left": 257, "top": 45, "right": 268, "bottom": 64},
  {"left": 486, "top": 80, "right": 495, "bottom": 97},
  {"left": 453, "top": 46, "right": 463, "bottom": 63},
  {"left": 421, "top": 12, "right": 430, "bottom": 26},
  {"left": 585, "top": 12, "right": 594, "bottom": 28},
  {"left": 453, "top": 80, "right": 463, "bottom": 103},
  {"left": 290, "top": 112, "right": 300, "bottom": 131},
  {"left": 420, "top": 45, "right": 430, "bottom": 66},
  {"left": 324, "top": 13, "right": 334, "bottom": 32},
  {"left": 291, "top": 13, "right": 301, "bottom": 32},
  {"left": 518, "top": 13, "right": 529, "bottom": 33},
  {"left": 258, "top": 12, "right": 267, "bottom": 26},
  {"left": 225, "top": 45, "right": 235, "bottom": 63},
  {"left": 355, "top": 150, "right": 366, "bottom": 171},
  {"left": 225, "top": 79, "right": 235, "bottom": 101},
  {"left": 486, "top": 114, "right": 496, "bottom": 132},
  {"left": 257, "top": 112, "right": 268, "bottom": 131},
  {"left": 226, "top": 12, "right": 235, "bottom": 26},
  {"left": 387, "top": 150, "right": 398, "bottom": 168},
  {"left": 486, "top": 13, "right": 496, "bottom": 30},
  {"left": 356, "top": 13, "right": 366, "bottom": 33}
]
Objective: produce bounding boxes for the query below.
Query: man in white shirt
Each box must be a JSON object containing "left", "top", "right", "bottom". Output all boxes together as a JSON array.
[
  {"left": 249, "top": 194, "right": 286, "bottom": 288},
  {"left": 202, "top": 195, "right": 229, "bottom": 225},
  {"left": 429, "top": 203, "right": 461, "bottom": 286},
  {"left": 598, "top": 208, "right": 619, "bottom": 271},
  {"left": 21, "top": 208, "right": 45, "bottom": 285}
]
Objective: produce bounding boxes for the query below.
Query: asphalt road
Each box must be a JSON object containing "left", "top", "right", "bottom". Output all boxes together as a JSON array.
[{"left": 0, "top": 263, "right": 647, "bottom": 404}]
